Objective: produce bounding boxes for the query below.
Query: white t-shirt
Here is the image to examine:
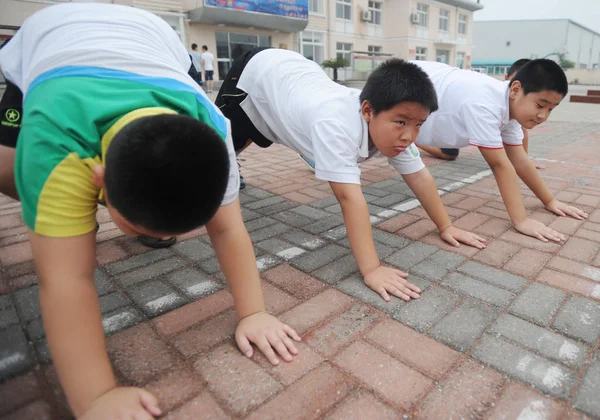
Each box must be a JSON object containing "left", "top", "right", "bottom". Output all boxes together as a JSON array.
[
  {"left": 0, "top": 3, "right": 239, "bottom": 206},
  {"left": 411, "top": 61, "right": 524, "bottom": 149},
  {"left": 237, "top": 49, "right": 425, "bottom": 185},
  {"left": 201, "top": 51, "right": 215, "bottom": 71}
]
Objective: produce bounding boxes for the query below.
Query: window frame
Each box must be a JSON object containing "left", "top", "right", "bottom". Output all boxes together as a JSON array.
[
  {"left": 458, "top": 14, "right": 468, "bottom": 35},
  {"left": 416, "top": 3, "right": 429, "bottom": 28},
  {"left": 439, "top": 9, "right": 449, "bottom": 32},
  {"left": 335, "top": 0, "right": 352, "bottom": 20}
]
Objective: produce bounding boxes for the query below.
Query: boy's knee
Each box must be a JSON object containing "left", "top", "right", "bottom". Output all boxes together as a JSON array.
[{"left": 0, "top": 145, "right": 18, "bottom": 200}]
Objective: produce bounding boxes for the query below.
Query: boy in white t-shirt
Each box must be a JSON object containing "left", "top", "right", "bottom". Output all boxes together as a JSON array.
[
  {"left": 412, "top": 59, "right": 587, "bottom": 242},
  {"left": 216, "top": 48, "right": 486, "bottom": 302},
  {"left": 201, "top": 45, "right": 215, "bottom": 93}
]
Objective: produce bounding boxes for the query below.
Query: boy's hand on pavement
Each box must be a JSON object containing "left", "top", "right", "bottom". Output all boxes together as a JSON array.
[
  {"left": 545, "top": 199, "right": 588, "bottom": 220},
  {"left": 79, "top": 387, "right": 161, "bottom": 420},
  {"left": 515, "top": 218, "right": 565, "bottom": 242},
  {"left": 236, "top": 312, "right": 301, "bottom": 366},
  {"left": 440, "top": 225, "right": 487, "bottom": 249},
  {"left": 363, "top": 266, "right": 421, "bottom": 302}
]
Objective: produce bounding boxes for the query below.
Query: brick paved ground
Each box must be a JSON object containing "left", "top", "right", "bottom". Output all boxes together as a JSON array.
[{"left": 1, "top": 102, "right": 600, "bottom": 418}]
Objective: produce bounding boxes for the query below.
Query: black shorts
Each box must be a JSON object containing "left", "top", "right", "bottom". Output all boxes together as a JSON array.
[
  {"left": 205, "top": 70, "right": 214, "bottom": 81},
  {"left": 215, "top": 47, "right": 273, "bottom": 151},
  {"left": 441, "top": 148, "right": 460, "bottom": 157},
  {"left": 0, "top": 81, "right": 23, "bottom": 149}
]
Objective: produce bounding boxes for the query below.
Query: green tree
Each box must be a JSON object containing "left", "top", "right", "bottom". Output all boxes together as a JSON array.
[
  {"left": 321, "top": 57, "right": 350, "bottom": 82},
  {"left": 558, "top": 53, "right": 575, "bottom": 69}
]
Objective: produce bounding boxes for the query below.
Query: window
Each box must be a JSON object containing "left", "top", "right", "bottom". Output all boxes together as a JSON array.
[
  {"left": 439, "top": 9, "right": 449, "bottom": 32},
  {"left": 436, "top": 49, "right": 450, "bottom": 64},
  {"left": 301, "top": 31, "right": 325, "bottom": 64},
  {"left": 216, "top": 32, "right": 271, "bottom": 80},
  {"left": 456, "top": 52, "right": 465, "bottom": 69},
  {"left": 336, "top": 0, "right": 352, "bottom": 20},
  {"left": 309, "top": 0, "right": 324, "bottom": 14},
  {"left": 458, "top": 14, "right": 467, "bottom": 35},
  {"left": 336, "top": 42, "right": 353, "bottom": 63},
  {"left": 416, "top": 4, "right": 429, "bottom": 28},
  {"left": 415, "top": 47, "right": 427, "bottom": 60},
  {"left": 492, "top": 66, "right": 508, "bottom": 75},
  {"left": 368, "top": 45, "right": 382, "bottom": 56},
  {"left": 368, "top": 1, "right": 382, "bottom": 25}
]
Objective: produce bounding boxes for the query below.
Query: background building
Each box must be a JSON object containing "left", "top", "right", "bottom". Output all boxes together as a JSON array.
[
  {"left": 472, "top": 19, "right": 600, "bottom": 77},
  {"left": 1, "top": 0, "right": 482, "bottom": 82}
]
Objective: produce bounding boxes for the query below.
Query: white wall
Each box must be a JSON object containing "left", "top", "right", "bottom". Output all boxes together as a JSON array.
[
  {"left": 565, "top": 22, "right": 600, "bottom": 69},
  {"left": 473, "top": 20, "right": 569, "bottom": 62}
]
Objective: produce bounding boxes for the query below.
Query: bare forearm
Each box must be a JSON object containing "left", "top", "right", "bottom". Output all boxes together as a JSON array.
[
  {"left": 491, "top": 163, "right": 528, "bottom": 223},
  {"left": 41, "top": 280, "right": 115, "bottom": 417},
  {"left": 404, "top": 169, "right": 451, "bottom": 231},
  {"left": 509, "top": 154, "right": 553, "bottom": 205},
  {"left": 339, "top": 198, "right": 380, "bottom": 275},
  {"left": 207, "top": 215, "right": 265, "bottom": 319}
]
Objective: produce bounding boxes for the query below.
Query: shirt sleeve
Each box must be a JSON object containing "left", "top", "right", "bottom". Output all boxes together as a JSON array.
[
  {"left": 16, "top": 120, "right": 99, "bottom": 237},
  {"left": 220, "top": 118, "right": 240, "bottom": 206},
  {"left": 388, "top": 143, "right": 425, "bottom": 175},
  {"left": 501, "top": 120, "right": 525, "bottom": 146},
  {"left": 460, "top": 102, "right": 504, "bottom": 149},
  {"left": 311, "top": 120, "right": 361, "bottom": 184}
]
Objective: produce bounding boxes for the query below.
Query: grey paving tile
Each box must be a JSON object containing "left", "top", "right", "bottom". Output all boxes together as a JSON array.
[
  {"left": 574, "top": 360, "right": 600, "bottom": 418},
  {"left": 99, "top": 292, "right": 130, "bottom": 315},
  {"left": 430, "top": 298, "right": 499, "bottom": 351},
  {"left": 312, "top": 255, "right": 359, "bottom": 284},
  {"left": 105, "top": 249, "right": 173, "bottom": 275},
  {"left": 552, "top": 296, "right": 600, "bottom": 344},
  {"left": 102, "top": 307, "right": 144, "bottom": 336},
  {"left": 249, "top": 222, "right": 291, "bottom": 242},
  {"left": 457, "top": 261, "right": 528, "bottom": 292},
  {"left": 116, "top": 257, "right": 187, "bottom": 288},
  {"left": 302, "top": 215, "right": 345, "bottom": 235},
  {"left": 336, "top": 275, "right": 431, "bottom": 314},
  {"left": 394, "top": 286, "right": 461, "bottom": 332},
  {"left": 272, "top": 210, "right": 314, "bottom": 227},
  {"left": 442, "top": 272, "right": 516, "bottom": 308},
  {"left": 489, "top": 314, "right": 588, "bottom": 369},
  {"left": 509, "top": 283, "right": 566, "bottom": 326},
  {"left": 0, "top": 325, "right": 34, "bottom": 380},
  {"left": 411, "top": 250, "right": 465, "bottom": 282},
  {"left": 384, "top": 242, "right": 438, "bottom": 271},
  {"left": 164, "top": 268, "right": 223, "bottom": 299},
  {"left": 472, "top": 335, "right": 577, "bottom": 400},
  {"left": 291, "top": 244, "right": 350, "bottom": 273},
  {"left": 13, "top": 285, "right": 40, "bottom": 322},
  {"left": 127, "top": 279, "right": 187, "bottom": 317},
  {"left": 172, "top": 238, "right": 215, "bottom": 262}
]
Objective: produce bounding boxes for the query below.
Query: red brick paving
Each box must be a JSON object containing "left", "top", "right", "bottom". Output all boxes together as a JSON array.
[
  {"left": 334, "top": 340, "right": 432, "bottom": 410},
  {"left": 416, "top": 359, "right": 505, "bottom": 419}
]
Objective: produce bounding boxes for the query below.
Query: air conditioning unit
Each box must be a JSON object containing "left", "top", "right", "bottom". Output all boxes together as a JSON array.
[
  {"left": 410, "top": 13, "right": 419, "bottom": 24},
  {"left": 361, "top": 10, "right": 372, "bottom": 22}
]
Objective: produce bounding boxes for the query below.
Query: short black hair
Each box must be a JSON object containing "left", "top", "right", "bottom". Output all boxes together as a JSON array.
[
  {"left": 360, "top": 58, "right": 438, "bottom": 114},
  {"left": 191, "top": 43, "right": 198, "bottom": 50},
  {"left": 507, "top": 58, "right": 531, "bottom": 77},
  {"left": 202, "top": 45, "right": 208, "bottom": 51},
  {"left": 105, "top": 114, "right": 230, "bottom": 234},
  {"left": 510, "top": 59, "right": 568, "bottom": 97}
]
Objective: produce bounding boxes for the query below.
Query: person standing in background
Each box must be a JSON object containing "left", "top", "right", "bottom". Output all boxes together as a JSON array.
[
  {"left": 201, "top": 45, "right": 215, "bottom": 93},
  {"left": 190, "top": 43, "right": 202, "bottom": 85}
]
